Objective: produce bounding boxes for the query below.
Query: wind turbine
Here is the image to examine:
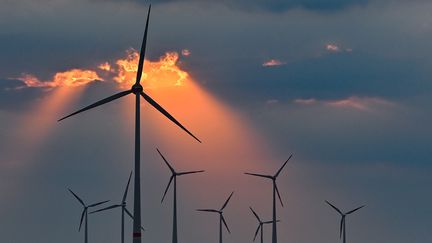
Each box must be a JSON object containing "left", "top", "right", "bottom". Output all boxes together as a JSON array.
[
  {"left": 249, "top": 207, "right": 279, "bottom": 243},
  {"left": 197, "top": 192, "right": 234, "bottom": 243},
  {"left": 58, "top": 5, "right": 200, "bottom": 243},
  {"left": 244, "top": 154, "right": 293, "bottom": 243},
  {"left": 325, "top": 201, "right": 365, "bottom": 243},
  {"left": 68, "top": 189, "right": 109, "bottom": 243},
  {"left": 90, "top": 172, "right": 145, "bottom": 243},
  {"left": 157, "top": 148, "right": 204, "bottom": 243}
]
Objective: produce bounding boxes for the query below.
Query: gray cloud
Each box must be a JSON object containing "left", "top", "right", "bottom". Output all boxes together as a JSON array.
[{"left": 141, "top": 0, "right": 370, "bottom": 12}]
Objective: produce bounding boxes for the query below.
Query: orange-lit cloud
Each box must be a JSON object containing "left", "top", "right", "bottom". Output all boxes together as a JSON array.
[
  {"left": 112, "top": 49, "right": 187, "bottom": 89},
  {"left": 262, "top": 59, "right": 286, "bottom": 67},
  {"left": 181, "top": 49, "right": 191, "bottom": 56},
  {"left": 294, "top": 98, "right": 317, "bottom": 105},
  {"left": 18, "top": 69, "right": 102, "bottom": 89},
  {"left": 98, "top": 62, "right": 112, "bottom": 72},
  {"left": 325, "top": 43, "right": 353, "bottom": 53},
  {"left": 16, "top": 49, "right": 190, "bottom": 91},
  {"left": 326, "top": 44, "right": 341, "bottom": 52},
  {"left": 295, "top": 96, "right": 394, "bottom": 111},
  {"left": 326, "top": 96, "right": 393, "bottom": 111}
]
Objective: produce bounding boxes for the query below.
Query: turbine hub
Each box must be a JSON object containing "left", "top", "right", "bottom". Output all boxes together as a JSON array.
[{"left": 131, "top": 83, "right": 143, "bottom": 94}]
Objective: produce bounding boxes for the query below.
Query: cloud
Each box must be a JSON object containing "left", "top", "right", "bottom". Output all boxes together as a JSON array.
[
  {"left": 325, "top": 43, "right": 353, "bottom": 53},
  {"left": 16, "top": 70, "right": 102, "bottom": 89},
  {"left": 326, "top": 43, "right": 341, "bottom": 52},
  {"left": 11, "top": 49, "right": 189, "bottom": 91},
  {"left": 181, "top": 49, "right": 191, "bottom": 56},
  {"left": 133, "top": 0, "right": 370, "bottom": 12},
  {"left": 295, "top": 96, "right": 395, "bottom": 111},
  {"left": 294, "top": 98, "right": 317, "bottom": 105},
  {"left": 262, "top": 59, "right": 287, "bottom": 67},
  {"left": 266, "top": 99, "right": 279, "bottom": 105}
]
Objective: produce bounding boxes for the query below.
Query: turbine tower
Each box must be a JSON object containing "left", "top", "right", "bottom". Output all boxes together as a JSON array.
[
  {"left": 325, "top": 201, "right": 365, "bottom": 243},
  {"left": 244, "top": 155, "right": 293, "bottom": 243},
  {"left": 249, "top": 207, "right": 278, "bottom": 243},
  {"left": 157, "top": 148, "right": 204, "bottom": 243},
  {"left": 68, "top": 189, "right": 109, "bottom": 243},
  {"left": 90, "top": 172, "right": 145, "bottom": 243},
  {"left": 197, "top": 192, "right": 234, "bottom": 243},
  {"left": 58, "top": 5, "right": 200, "bottom": 243}
]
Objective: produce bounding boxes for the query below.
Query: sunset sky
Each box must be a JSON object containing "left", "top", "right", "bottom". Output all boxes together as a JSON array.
[{"left": 1, "top": 0, "right": 432, "bottom": 242}]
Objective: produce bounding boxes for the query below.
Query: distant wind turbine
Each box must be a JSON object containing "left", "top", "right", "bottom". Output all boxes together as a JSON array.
[
  {"left": 90, "top": 172, "right": 145, "bottom": 243},
  {"left": 249, "top": 207, "right": 279, "bottom": 243},
  {"left": 58, "top": 5, "right": 200, "bottom": 243},
  {"left": 157, "top": 148, "right": 204, "bottom": 243},
  {"left": 325, "top": 200, "right": 365, "bottom": 243},
  {"left": 68, "top": 189, "right": 109, "bottom": 243},
  {"left": 244, "top": 155, "right": 293, "bottom": 243},
  {"left": 197, "top": 192, "right": 234, "bottom": 243}
]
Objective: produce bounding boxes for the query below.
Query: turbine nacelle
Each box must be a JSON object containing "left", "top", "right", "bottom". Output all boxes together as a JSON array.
[{"left": 131, "top": 83, "right": 143, "bottom": 94}]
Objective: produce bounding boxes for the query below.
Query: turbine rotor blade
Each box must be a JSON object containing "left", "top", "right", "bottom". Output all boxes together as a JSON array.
[
  {"left": 253, "top": 225, "right": 260, "bottom": 241},
  {"left": 88, "top": 200, "right": 109, "bottom": 208},
  {"left": 58, "top": 90, "right": 132, "bottom": 121},
  {"left": 274, "top": 154, "right": 293, "bottom": 178},
  {"left": 135, "top": 5, "right": 151, "bottom": 85},
  {"left": 244, "top": 173, "right": 273, "bottom": 179},
  {"left": 221, "top": 191, "right": 234, "bottom": 211},
  {"left": 325, "top": 200, "right": 343, "bottom": 215},
  {"left": 340, "top": 216, "right": 345, "bottom": 239},
  {"left": 263, "top": 220, "right": 280, "bottom": 224},
  {"left": 249, "top": 207, "right": 261, "bottom": 223},
  {"left": 125, "top": 207, "right": 134, "bottom": 219},
  {"left": 156, "top": 148, "right": 175, "bottom": 174},
  {"left": 79, "top": 208, "right": 86, "bottom": 232},
  {"left": 221, "top": 215, "right": 231, "bottom": 233},
  {"left": 125, "top": 208, "right": 145, "bottom": 231},
  {"left": 177, "top": 170, "right": 205, "bottom": 176},
  {"left": 346, "top": 205, "right": 365, "bottom": 215},
  {"left": 68, "top": 189, "right": 85, "bottom": 207},
  {"left": 196, "top": 209, "right": 219, "bottom": 213},
  {"left": 122, "top": 171, "right": 133, "bottom": 203},
  {"left": 90, "top": 204, "right": 121, "bottom": 214},
  {"left": 275, "top": 183, "right": 284, "bottom": 207},
  {"left": 140, "top": 91, "right": 201, "bottom": 143},
  {"left": 161, "top": 175, "right": 174, "bottom": 203}
]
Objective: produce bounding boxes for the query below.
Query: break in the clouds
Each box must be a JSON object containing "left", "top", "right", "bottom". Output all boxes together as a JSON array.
[{"left": 13, "top": 49, "right": 188, "bottom": 90}]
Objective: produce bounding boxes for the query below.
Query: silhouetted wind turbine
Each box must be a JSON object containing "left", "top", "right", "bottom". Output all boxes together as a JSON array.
[
  {"left": 157, "top": 148, "right": 204, "bottom": 243},
  {"left": 244, "top": 154, "right": 293, "bottom": 243},
  {"left": 68, "top": 189, "right": 109, "bottom": 243},
  {"left": 249, "top": 207, "right": 279, "bottom": 243},
  {"left": 325, "top": 201, "right": 365, "bottom": 243},
  {"left": 90, "top": 172, "right": 145, "bottom": 243},
  {"left": 58, "top": 5, "right": 200, "bottom": 243},
  {"left": 197, "top": 192, "right": 234, "bottom": 243}
]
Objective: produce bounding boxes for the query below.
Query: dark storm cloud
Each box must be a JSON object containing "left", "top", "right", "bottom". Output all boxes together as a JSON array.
[
  {"left": 133, "top": 0, "right": 369, "bottom": 12},
  {"left": 185, "top": 51, "right": 431, "bottom": 108}
]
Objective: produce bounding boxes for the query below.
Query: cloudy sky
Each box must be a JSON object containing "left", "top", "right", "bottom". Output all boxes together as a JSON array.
[{"left": 1, "top": 0, "right": 432, "bottom": 242}]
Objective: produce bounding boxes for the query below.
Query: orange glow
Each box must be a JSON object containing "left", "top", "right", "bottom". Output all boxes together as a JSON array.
[
  {"left": 10, "top": 86, "right": 86, "bottom": 166},
  {"left": 113, "top": 49, "right": 187, "bottom": 89},
  {"left": 18, "top": 69, "right": 101, "bottom": 88},
  {"left": 98, "top": 62, "right": 112, "bottom": 72},
  {"left": 117, "top": 59, "right": 273, "bottom": 175},
  {"left": 15, "top": 49, "right": 274, "bottom": 173}
]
